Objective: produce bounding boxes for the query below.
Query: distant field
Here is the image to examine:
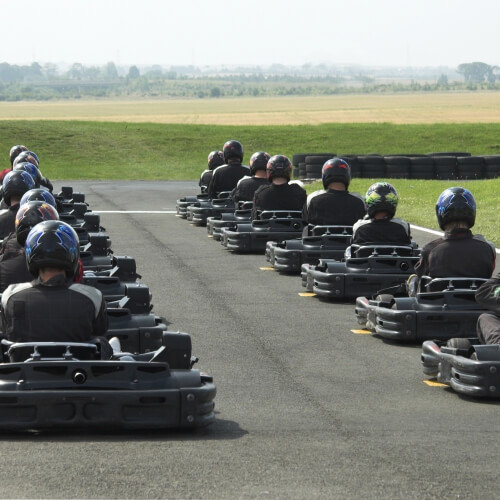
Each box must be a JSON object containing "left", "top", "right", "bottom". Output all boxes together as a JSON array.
[{"left": 0, "top": 92, "right": 499, "bottom": 125}]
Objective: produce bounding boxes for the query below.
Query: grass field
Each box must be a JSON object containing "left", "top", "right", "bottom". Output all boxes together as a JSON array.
[
  {"left": 0, "top": 92, "right": 499, "bottom": 125},
  {"left": 305, "top": 179, "right": 500, "bottom": 246}
]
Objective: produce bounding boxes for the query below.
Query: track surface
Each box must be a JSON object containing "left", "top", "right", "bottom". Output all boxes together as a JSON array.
[{"left": 1, "top": 181, "right": 498, "bottom": 499}]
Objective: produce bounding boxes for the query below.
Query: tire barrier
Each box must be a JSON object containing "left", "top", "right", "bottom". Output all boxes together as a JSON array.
[{"left": 292, "top": 152, "right": 500, "bottom": 180}]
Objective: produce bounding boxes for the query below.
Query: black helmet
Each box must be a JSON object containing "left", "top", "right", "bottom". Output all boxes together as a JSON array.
[
  {"left": 13, "top": 150, "right": 39, "bottom": 168},
  {"left": 13, "top": 162, "right": 42, "bottom": 188},
  {"left": 2, "top": 170, "right": 36, "bottom": 206},
  {"left": 223, "top": 140, "right": 243, "bottom": 162},
  {"left": 9, "top": 145, "right": 28, "bottom": 166},
  {"left": 321, "top": 158, "right": 351, "bottom": 189},
  {"left": 249, "top": 151, "right": 271, "bottom": 175},
  {"left": 266, "top": 155, "right": 292, "bottom": 182},
  {"left": 435, "top": 187, "right": 476, "bottom": 230},
  {"left": 25, "top": 220, "right": 80, "bottom": 277},
  {"left": 15, "top": 201, "right": 60, "bottom": 246},
  {"left": 20, "top": 188, "right": 57, "bottom": 208},
  {"left": 365, "top": 182, "right": 399, "bottom": 218},
  {"left": 208, "top": 150, "right": 225, "bottom": 170}
]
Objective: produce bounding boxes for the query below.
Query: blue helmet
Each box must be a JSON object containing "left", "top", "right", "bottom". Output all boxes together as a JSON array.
[
  {"left": 13, "top": 162, "right": 42, "bottom": 187},
  {"left": 2, "top": 170, "right": 36, "bottom": 206},
  {"left": 13, "top": 150, "right": 39, "bottom": 168},
  {"left": 25, "top": 220, "right": 79, "bottom": 277},
  {"left": 20, "top": 188, "right": 57, "bottom": 208},
  {"left": 435, "top": 187, "right": 476, "bottom": 230}
]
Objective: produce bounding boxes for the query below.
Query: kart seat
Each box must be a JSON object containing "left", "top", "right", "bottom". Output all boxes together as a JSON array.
[
  {"left": 350, "top": 245, "right": 414, "bottom": 259},
  {"left": 421, "top": 277, "right": 489, "bottom": 293}
]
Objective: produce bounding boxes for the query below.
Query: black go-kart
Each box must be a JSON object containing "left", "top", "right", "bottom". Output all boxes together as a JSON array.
[
  {"left": 301, "top": 244, "right": 419, "bottom": 299},
  {"left": 206, "top": 201, "right": 253, "bottom": 239},
  {"left": 176, "top": 194, "right": 210, "bottom": 219},
  {"left": 0, "top": 339, "right": 216, "bottom": 429},
  {"left": 221, "top": 210, "right": 306, "bottom": 253},
  {"left": 421, "top": 337, "right": 500, "bottom": 398},
  {"left": 265, "top": 225, "right": 353, "bottom": 274},
  {"left": 186, "top": 192, "right": 234, "bottom": 226},
  {"left": 355, "top": 277, "right": 489, "bottom": 342}
]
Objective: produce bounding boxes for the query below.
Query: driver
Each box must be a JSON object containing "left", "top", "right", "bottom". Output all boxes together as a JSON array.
[
  {"left": 1, "top": 220, "right": 107, "bottom": 342},
  {"left": 199, "top": 150, "right": 224, "bottom": 193},
  {"left": 475, "top": 272, "right": 500, "bottom": 345},
  {"left": 232, "top": 151, "right": 270, "bottom": 204}
]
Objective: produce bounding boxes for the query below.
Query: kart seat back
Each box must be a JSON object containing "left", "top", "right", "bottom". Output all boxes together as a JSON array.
[
  {"left": 309, "top": 225, "right": 353, "bottom": 237},
  {"left": 259, "top": 210, "right": 303, "bottom": 221},
  {"left": 349, "top": 245, "right": 415, "bottom": 259},
  {"left": 421, "top": 277, "right": 489, "bottom": 293},
  {"left": 238, "top": 201, "right": 254, "bottom": 210},
  {"left": 5, "top": 342, "right": 99, "bottom": 363}
]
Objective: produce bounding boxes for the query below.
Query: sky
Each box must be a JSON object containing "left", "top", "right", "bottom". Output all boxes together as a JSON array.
[{"left": 0, "top": 0, "right": 498, "bottom": 68}]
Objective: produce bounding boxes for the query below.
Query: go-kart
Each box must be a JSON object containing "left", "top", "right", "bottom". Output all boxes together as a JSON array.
[
  {"left": 186, "top": 192, "right": 234, "bottom": 226},
  {"left": 421, "top": 337, "right": 500, "bottom": 398},
  {"left": 176, "top": 194, "right": 210, "bottom": 219},
  {"left": 355, "top": 277, "right": 489, "bottom": 342},
  {"left": 301, "top": 244, "right": 419, "bottom": 299},
  {"left": 0, "top": 339, "right": 216, "bottom": 429},
  {"left": 266, "top": 225, "right": 353, "bottom": 274},
  {"left": 207, "top": 202, "right": 253, "bottom": 240},
  {"left": 221, "top": 211, "right": 306, "bottom": 253},
  {"left": 56, "top": 186, "right": 86, "bottom": 204}
]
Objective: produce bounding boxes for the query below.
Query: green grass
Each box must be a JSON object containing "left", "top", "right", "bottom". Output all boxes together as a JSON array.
[
  {"left": 1, "top": 120, "right": 498, "bottom": 244},
  {"left": 305, "top": 179, "right": 500, "bottom": 246},
  {"left": 1, "top": 120, "right": 499, "bottom": 180}
]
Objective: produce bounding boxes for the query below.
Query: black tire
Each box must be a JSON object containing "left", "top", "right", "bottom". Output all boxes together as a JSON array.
[
  {"left": 305, "top": 163, "right": 323, "bottom": 178},
  {"left": 456, "top": 156, "right": 485, "bottom": 180},
  {"left": 292, "top": 153, "right": 316, "bottom": 166},
  {"left": 358, "top": 155, "right": 386, "bottom": 178},
  {"left": 292, "top": 167, "right": 300, "bottom": 179},
  {"left": 483, "top": 155, "right": 500, "bottom": 178},
  {"left": 305, "top": 155, "right": 335, "bottom": 165},
  {"left": 298, "top": 162, "right": 307, "bottom": 178},
  {"left": 428, "top": 151, "right": 470, "bottom": 157},
  {"left": 433, "top": 156, "right": 457, "bottom": 180},
  {"left": 384, "top": 154, "right": 428, "bottom": 158},
  {"left": 384, "top": 156, "right": 411, "bottom": 179},
  {"left": 410, "top": 156, "right": 435, "bottom": 179}
]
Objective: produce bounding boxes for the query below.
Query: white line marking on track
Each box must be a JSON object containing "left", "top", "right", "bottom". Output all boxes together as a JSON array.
[
  {"left": 95, "top": 210, "right": 177, "bottom": 214},
  {"left": 410, "top": 224, "right": 500, "bottom": 254}
]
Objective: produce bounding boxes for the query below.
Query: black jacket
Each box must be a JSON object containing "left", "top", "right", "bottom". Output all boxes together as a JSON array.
[
  {"left": 476, "top": 272, "right": 500, "bottom": 314},
  {"left": 415, "top": 229, "right": 496, "bottom": 278},
  {"left": 0, "top": 234, "right": 32, "bottom": 293},
  {"left": 199, "top": 169, "right": 213, "bottom": 191},
  {"left": 252, "top": 182, "right": 307, "bottom": 220},
  {"left": 207, "top": 162, "right": 250, "bottom": 198},
  {"left": 232, "top": 176, "right": 269, "bottom": 204},
  {"left": 0, "top": 203, "right": 19, "bottom": 240},
  {"left": 305, "top": 189, "right": 366, "bottom": 226},
  {"left": 352, "top": 217, "right": 411, "bottom": 246},
  {"left": 1, "top": 274, "right": 108, "bottom": 342}
]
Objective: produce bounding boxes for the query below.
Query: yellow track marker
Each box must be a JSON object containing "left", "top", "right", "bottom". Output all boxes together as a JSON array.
[
  {"left": 259, "top": 267, "right": 275, "bottom": 271},
  {"left": 423, "top": 380, "right": 448, "bottom": 388},
  {"left": 298, "top": 292, "right": 316, "bottom": 297},
  {"left": 351, "top": 329, "right": 371, "bottom": 335},
  {"left": 207, "top": 235, "right": 213, "bottom": 238}
]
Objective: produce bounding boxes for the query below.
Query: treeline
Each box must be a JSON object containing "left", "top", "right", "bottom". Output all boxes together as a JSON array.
[{"left": 0, "top": 61, "right": 498, "bottom": 101}]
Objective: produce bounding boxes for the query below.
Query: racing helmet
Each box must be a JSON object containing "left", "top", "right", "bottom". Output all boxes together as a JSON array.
[
  {"left": 25, "top": 220, "right": 80, "bottom": 277},
  {"left": 208, "top": 150, "right": 225, "bottom": 170},
  {"left": 365, "top": 182, "right": 399, "bottom": 218},
  {"left": 223, "top": 140, "right": 244, "bottom": 162},
  {"left": 2, "top": 170, "right": 36, "bottom": 206},
  {"left": 321, "top": 158, "right": 351, "bottom": 189},
  {"left": 9, "top": 145, "right": 28, "bottom": 166},
  {"left": 266, "top": 155, "right": 292, "bottom": 182},
  {"left": 13, "top": 162, "right": 42, "bottom": 188},
  {"left": 13, "top": 150, "right": 39, "bottom": 168},
  {"left": 435, "top": 187, "right": 476, "bottom": 230},
  {"left": 20, "top": 188, "right": 57, "bottom": 208},
  {"left": 15, "top": 201, "right": 60, "bottom": 246},
  {"left": 249, "top": 151, "right": 271, "bottom": 175}
]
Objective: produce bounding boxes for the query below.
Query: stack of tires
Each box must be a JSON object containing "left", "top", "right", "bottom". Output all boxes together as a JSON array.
[{"left": 290, "top": 151, "right": 499, "bottom": 180}]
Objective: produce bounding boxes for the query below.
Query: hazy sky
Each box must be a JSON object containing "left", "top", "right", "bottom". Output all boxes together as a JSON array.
[{"left": 1, "top": 0, "right": 498, "bottom": 67}]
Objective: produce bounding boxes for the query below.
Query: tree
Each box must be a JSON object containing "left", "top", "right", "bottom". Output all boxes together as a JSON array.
[
  {"left": 68, "top": 63, "right": 85, "bottom": 80},
  {"left": 457, "top": 62, "right": 493, "bottom": 83},
  {"left": 104, "top": 62, "right": 119, "bottom": 80},
  {"left": 437, "top": 74, "right": 448, "bottom": 86},
  {"left": 128, "top": 65, "right": 140, "bottom": 79},
  {"left": 210, "top": 86, "right": 221, "bottom": 97}
]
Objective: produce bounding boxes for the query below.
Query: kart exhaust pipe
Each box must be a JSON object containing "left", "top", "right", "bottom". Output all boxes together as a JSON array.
[
  {"left": 72, "top": 370, "right": 87, "bottom": 385},
  {"left": 400, "top": 261, "right": 409, "bottom": 271}
]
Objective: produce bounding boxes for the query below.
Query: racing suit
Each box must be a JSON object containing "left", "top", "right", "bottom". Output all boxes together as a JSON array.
[
  {"left": 414, "top": 229, "right": 496, "bottom": 278},
  {"left": 0, "top": 203, "right": 20, "bottom": 239},
  {"left": 0, "top": 234, "right": 32, "bottom": 293},
  {"left": 199, "top": 169, "right": 213, "bottom": 193},
  {"left": 232, "top": 176, "right": 269, "bottom": 204},
  {"left": 351, "top": 217, "right": 411, "bottom": 246},
  {"left": 475, "top": 272, "right": 500, "bottom": 344},
  {"left": 305, "top": 189, "right": 366, "bottom": 226},
  {"left": 1, "top": 274, "right": 108, "bottom": 342},
  {"left": 251, "top": 182, "right": 307, "bottom": 220},
  {"left": 207, "top": 161, "right": 249, "bottom": 199}
]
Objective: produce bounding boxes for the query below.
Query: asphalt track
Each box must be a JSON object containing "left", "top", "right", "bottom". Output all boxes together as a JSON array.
[{"left": 1, "top": 181, "right": 498, "bottom": 499}]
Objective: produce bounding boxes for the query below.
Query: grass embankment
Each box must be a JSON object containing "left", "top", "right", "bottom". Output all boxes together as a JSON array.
[
  {"left": 1, "top": 120, "right": 498, "bottom": 244},
  {"left": 305, "top": 179, "right": 500, "bottom": 247}
]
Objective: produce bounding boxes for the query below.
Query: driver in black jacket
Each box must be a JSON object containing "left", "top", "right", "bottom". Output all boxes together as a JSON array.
[
  {"left": 232, "top": 151, "right": 270, "bottom": 204},
  {"left": 1, "top": 220, "right": 107, "bottom": 343}
]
